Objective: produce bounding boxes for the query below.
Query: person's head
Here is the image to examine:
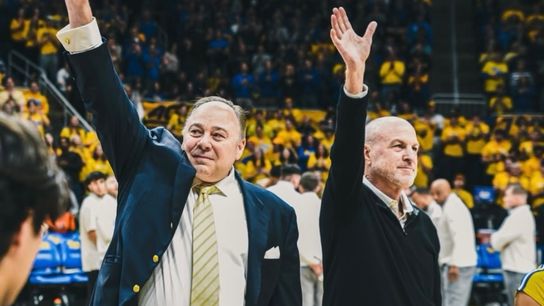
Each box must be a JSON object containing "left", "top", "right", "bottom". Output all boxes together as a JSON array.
[
  {"left": 182, "top": 96, "right": 247, "bottom": 183},
  {"left": 503, "top": 184, "right": 528, "bottom": 209},
  {"left": 84, "top": 171, "right": 108, "bottom": 197},
  {"left": 281, "top": 164, "right": 302, "bottom": 188},
  {"left": 69, "top": 115, "right": 80, "bottom": 128},
  {"left": 30, "top": 81, "right": 39, "bottom": 93},
  {"left": 410, "top": 188, "right": 434, "bottom": 210},
  {"left": 298, "top": 171, "right": 320, "bottom": 193},
  {"left": 364, "top": 117, "right": 419, "bottom": 192},
  {"left": 0, "top": 114, "right": 68, "bottom": 305},
  {"left": 105, "top": 175, "right": 118, "bottom": 198},
  {"left": 3, "top": 77, "right": 14, "bottom": 90},
  {"left": 430, "top": 178, "right": 452, "bottom": 205},
  {"left": 453, "top": 174, "right": 466, "bottom": 189},
  {"left": 26, "top": 99, "right": 39, "bottom": 114}
]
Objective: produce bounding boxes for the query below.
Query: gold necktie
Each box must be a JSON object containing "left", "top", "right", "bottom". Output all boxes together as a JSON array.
[{"left": 191, "top": 185, "right": 222, "bottom": 306}]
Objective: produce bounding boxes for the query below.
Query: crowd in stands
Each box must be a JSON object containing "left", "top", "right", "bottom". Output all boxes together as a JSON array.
[{"left": 0, "top": 0, "right": 543, "bottom": 238}]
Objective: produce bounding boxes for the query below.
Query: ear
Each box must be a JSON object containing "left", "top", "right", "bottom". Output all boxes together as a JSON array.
[
  {"left": 364, "top": 144, "right": 371, "bottom": 165},
  {"left": 235, "top": 138, "right": 247, "bottom": 160}
]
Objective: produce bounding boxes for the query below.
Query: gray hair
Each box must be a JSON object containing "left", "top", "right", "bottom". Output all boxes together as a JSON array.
[
  {"left": 506, "top": 184, "right": 528, "bottom": 197},
  {"left": 187, "top": 96, "right": 247, "bottom": 138},
  {"left": 300, "top": 171, "right": 320, "bottom": 192}
]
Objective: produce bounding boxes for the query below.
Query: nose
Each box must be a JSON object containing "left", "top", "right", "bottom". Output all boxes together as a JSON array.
[
  {"left": 196, "top": 133, "right": 212, "bottom": 151},
  {"left": 403, "top": 148, "right": 416, "bottom": 165}
]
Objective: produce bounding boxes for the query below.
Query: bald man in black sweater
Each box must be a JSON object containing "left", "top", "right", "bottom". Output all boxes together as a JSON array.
[{"left": 320, "top": 8, "right": 441, "bottom": 306}]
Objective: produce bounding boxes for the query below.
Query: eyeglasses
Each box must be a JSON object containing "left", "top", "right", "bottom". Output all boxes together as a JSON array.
[{"left": 40, "top": 223, "right": 49, "bottom": 239}]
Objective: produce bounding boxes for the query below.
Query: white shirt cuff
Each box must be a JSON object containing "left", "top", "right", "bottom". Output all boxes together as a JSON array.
[
  {"left": 343, "top": 84, "right": 369, "bottom": 99},
  {"left": 56, "top": 17, "right": 103, "bottom": 54}
]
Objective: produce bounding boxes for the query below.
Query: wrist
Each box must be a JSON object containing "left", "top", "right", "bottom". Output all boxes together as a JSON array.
[
  {"left": 344, "top": 66, "right": 365, "bottom": 95},
  {"left": 66, "top": 3, "right": 93, "bottom": 28}
]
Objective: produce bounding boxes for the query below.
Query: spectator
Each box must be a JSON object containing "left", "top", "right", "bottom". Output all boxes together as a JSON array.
[
  {"left": 21, "top": 99, "right": 49, "bottom": 137},
  {"left": 298, "top": 59, "right": 320, "bottom": 107},
  {"left": 0, "top": 77, "right": 25, "bottom": 111},
  {"left": 257, "top": 59, "right": 280, "bottom": 106},
  {"left": 231, "top": 61, "right": 254, "bottom": 106},
  {"left": 440, "top": 115, "right": 466, "bottom": 181},
  {"left": 489, "top": 184, "right": 536, "bottom": 306},
  {"left": 481, "top": 52, "right": 509, "bottom": 95},
  {"left": 379, "top": 47, "right": 405, "bottom": 99},
  {"left": 465, "top": 115, "right": 490, "bottom": 186},
  {"left": 23, "top": 81, "right": 49, "bottom": 115},
  {"left": 411, "top": 187, "right": 443, "bottom": 227},
  {"left": 296, "top": 172, "right": 323, "bottom": 306},
  {"left": 431, "top": 179, "right": 477, "bottom": 306},
  {"left": 36, "top": 18, "right": 59, "bottom": 80},
  {"left": 453, "top": 174, "right": 474, "bottom": 209},
  {"left": 79, "top": 171, "right": 109, "bottom": 303}
]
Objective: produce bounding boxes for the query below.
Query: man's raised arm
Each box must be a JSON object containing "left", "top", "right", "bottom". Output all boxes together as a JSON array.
[
  {"left": 325, "top": 7, "right": 377, "bottom": 207},
  {"left": 57, "top": 0, "right": 148, "bottom": 182}
]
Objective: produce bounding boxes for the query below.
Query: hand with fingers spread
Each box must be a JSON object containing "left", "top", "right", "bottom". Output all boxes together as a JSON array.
[{"left": 330, "top": 7, "right": 377, "bottom": 95}]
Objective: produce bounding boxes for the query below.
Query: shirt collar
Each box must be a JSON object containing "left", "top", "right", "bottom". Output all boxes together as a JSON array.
[
  {"left": 192, "top": 167, "right": 238, "bottom": 198},
  {"left": 363, "top": 176, "right": 413, "bottom": 214}
]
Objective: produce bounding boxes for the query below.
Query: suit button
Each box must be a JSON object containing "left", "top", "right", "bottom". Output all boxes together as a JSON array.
[
  {"left": 170, "top": 222, "right": 173, "bottom": 229},
  {"left": 133, "top": 284, "right": 140, "bottom": 293},
  {"left": 153, "top": 255, "right": 159, "bottom": 263}
]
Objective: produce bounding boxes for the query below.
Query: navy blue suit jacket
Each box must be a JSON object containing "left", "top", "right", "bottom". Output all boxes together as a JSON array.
[{"left": 67, "top": 42, "right": 301, "bottom": 306}]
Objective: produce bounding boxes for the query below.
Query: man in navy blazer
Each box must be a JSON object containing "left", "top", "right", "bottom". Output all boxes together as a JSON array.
[{"left": 56, "top": 1, "right": 301, "bottom": 305}]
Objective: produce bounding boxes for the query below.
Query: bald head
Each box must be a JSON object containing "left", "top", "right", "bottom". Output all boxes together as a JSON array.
[
  {"left": 365, "top": 116, "right": 416, "bottom": 147},
  {"left": 430, "top": 179, "right": 451, "bottom": 205}
]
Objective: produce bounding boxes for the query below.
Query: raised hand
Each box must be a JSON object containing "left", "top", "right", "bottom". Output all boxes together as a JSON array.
[
  {"left": 64, "top": 0, "right": 93, "bottom": 28},
  {"left": 330, "top": 7, "right": 377, "bottom": 94}
]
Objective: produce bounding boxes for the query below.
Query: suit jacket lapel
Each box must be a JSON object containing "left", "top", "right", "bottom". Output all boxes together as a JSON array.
[
  {"left": 170, "top": 153, "right": 196, "bottom": 225},
  {"left": 236, "top": 173, "right": 270, "bottom": 306}
]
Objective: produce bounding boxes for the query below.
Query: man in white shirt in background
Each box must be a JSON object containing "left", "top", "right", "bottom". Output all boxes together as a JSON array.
[
  {"left": 267, "top": 164, "right": 302, "bottom": 204},
  {"left": 431, "top": 178, "right": 477, "bottom": 306},
  {"left": 297, "top": 172, "right": 323, "bottom": 306},
  {"left": 95, "top": 175, "right": 118, "bottom": 264},
  {"left": 410, "top": 187, "right": 442, "bottom": 228},
  {"left": 79, "top": 171, "right": 108, "bottom": 300},
  {"left": 489, "top": 184, "right": 536, "bottom": 306}
]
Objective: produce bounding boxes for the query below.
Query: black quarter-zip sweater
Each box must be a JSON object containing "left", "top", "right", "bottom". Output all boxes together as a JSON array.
[{"left": 320, "top": 90, "right": 441, "bottom": 306}]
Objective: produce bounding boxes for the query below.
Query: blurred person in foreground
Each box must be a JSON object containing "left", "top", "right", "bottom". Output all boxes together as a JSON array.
[
  {"left": 515, "top": 264, "right": 544, "bottom": 306},
  {"left": 0, "top": 113, "right": 69, "bottom": 306},
  {"left": 320, "top": 7, "right": 441, "bottom": 306}
]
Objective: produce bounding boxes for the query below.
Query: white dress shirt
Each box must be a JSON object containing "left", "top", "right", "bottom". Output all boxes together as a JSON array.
[
  {"left": 425, "top": 201, "right": 443, "bottom": 228},
  {"left": 79, "top": 193, "right": 102, "bottom": 272},
  {"left": 267, "top": 181, "right": 303, "bottom": 210},
  {"left": 362, "top": 177, "right": 414, "bottom": 228},
  {"left": 297, "top": 192, "right": 323, "bottom": 266},
  {"left": 95, "top": 194, "right": 117, "bottom": 264},
  {"left": 267, "top": 181, "right": 322, "bottom": 266},
  {"left": 56, "top": 21, "right": 248, "bottom": 306},
  {"left": 491, "top": 204, "right": 536, "bottom": 273},
  {"left": 139, "top": 168, "right": 248, "bottom": 306},
  {"left": 437, "top": 193, "right": 477, "bottom": 267}
]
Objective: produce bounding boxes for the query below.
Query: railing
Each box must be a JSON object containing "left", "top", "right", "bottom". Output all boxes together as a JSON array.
[
  {"left": 7, "top": 50, "right": 93, "bottom": 132},
  {"left": 431, "top": 92, "right": 487, "bottom": 117}
]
